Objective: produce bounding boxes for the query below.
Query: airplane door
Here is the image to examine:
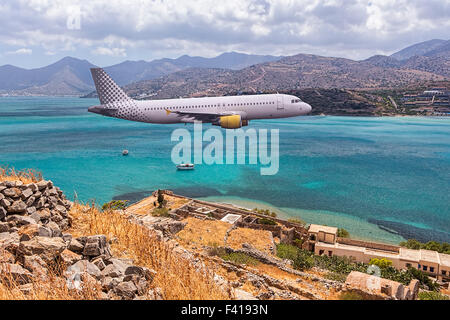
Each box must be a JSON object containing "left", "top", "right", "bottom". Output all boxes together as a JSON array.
[{"left": 277, "top": 95, "right": 284, "bottom": 110}]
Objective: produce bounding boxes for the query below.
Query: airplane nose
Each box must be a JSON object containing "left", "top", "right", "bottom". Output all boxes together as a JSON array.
[
  {"left": 302, "top": 103, "right": 312, "bottom": 114},
  {"left": 88, "top": 105, "right": 101, "bottom": 114}
]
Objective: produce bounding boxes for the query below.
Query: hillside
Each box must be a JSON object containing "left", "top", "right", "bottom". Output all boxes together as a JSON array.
[
  {"left": 121, "top": 53, "right": 446, "bottom": 100},
  {"left": 390, "top": 39, "right": 448, "bottom": 60},
  {"left": 0, "top": 53, "right": 281, "bottom": 96}
]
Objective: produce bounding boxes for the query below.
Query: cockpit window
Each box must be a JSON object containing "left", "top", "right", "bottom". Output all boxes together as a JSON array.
[{"left": 291, "top": 99, "right": 302, "bottom": 103}]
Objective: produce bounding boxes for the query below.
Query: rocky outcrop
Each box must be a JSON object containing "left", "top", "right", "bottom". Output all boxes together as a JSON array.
[{"left": 0, "top": 179, "right": 158, "bottom": 300}]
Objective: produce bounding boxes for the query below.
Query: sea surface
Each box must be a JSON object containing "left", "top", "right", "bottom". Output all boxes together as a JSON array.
[{"left": 1, "top": 96, "right": 449, "bottom": 244}]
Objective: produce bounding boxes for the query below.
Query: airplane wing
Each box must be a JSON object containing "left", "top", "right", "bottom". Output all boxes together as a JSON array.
[{"left": 165, "top": 109, "right": 239, "bottom": 122}]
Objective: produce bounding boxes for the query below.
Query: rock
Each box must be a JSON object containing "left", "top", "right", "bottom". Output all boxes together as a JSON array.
[
  {"left": 21, "top": 188, "right": 33, "bottom": 200},
  {"left": 35, "top": 197, "right": 46, "bottom": 209},
  {"left": 0, "top": 231, "right": 20, "bottom": 254},
  {"left": 114, "top": 281, "right": 138, "bottom": 299},
  {"left": 60, "top": 249, "right": 82, "bottom": 265},
  {"left": 46, "top": 221, "right": 62, "bottom": 237},
  {"left": 26, "top": 207, "right": 37, "bottom": 216},
  {"left": 18, "top": 224, "right": 52, "bottom": 241},
  {"left": 18, "top": 236, "right": 67, "bottom": 264},
  {"left": 102, "top": 263, "right": 124, "bottom": 278},
  {"left": 22, "top": 255, "right": 48, "bottom": 280},
  {"left": 101, "top": 276, "right": 121, "bottom": 291},
  {"left": 92, "top": 257, "right": 106, "bottom": 271},
  {"left": 234, "top": 288, "right": 258, "bottom": 300},
  {"left": 36, "top": 180, "right": 48, "bottom": 191},
  {"left": 0, "top": 250, "right": 15, "bottom": 263},
  {"left": 62, "top": 233, "right": 72, "bottom": 243},
  {"left": 37, "top": 208, "right": 51, "bottom": 221},
  {"left": 0, "top": 198, "right": 11, "bottom": 208},
  {"left": 8, "top": 200, "right": 27, "bottom": 214},
  {"left": 82, "top": 235, "right": 111, "bottom": 258},
  {"left": 6, "top": 215, "right": 36, "bottom": 226},
  {"left": 0, "top": 222, "right": 9, "bottom": 233},
  {"left": 3, "top": 188, "right": 21, "bottom": 198},
  {"left": 124, "top": 266, "right": 156, "bottom": 282},
  {"left": 29, "top": 212, "right": 41, "bottom": 224},
  {"left": 68, "top": 239, "right": 84, "bottom": 253},
  {"left": 27, "top": 183, "right": 38, "bottom": 193},
  {"left": 26, "top": 196, "right": 35, "bottom": 207},
  {"left": 0, "top": 207, "right": 6, "bottom": 220},
  {"left": 67, "top": 260, "right": 102, "bottom": 280},
  {"left": 0, "top": 263, "right": 33, "bottom": 285}
]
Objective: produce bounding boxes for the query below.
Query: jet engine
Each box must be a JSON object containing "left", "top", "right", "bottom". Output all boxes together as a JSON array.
[{"left": 218, "top": 115, "right": 242, "bottom": 129}]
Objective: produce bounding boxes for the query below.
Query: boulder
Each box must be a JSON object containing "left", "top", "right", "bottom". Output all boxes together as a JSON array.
[
  {"left": 82, "top": 235, "right": 111, "bottom": 258},
  {"left": 18, "top": 224, "right": 52, "bottom": 241},
  {"left": 8, "top": 200, "right": 27, "bottom": 214},
  {"left": 0, "top": 222, "right": 9, "bottom": 233},
  {"left": 37, "top": 208, "right": 51, "bottom": 221},
  {"left": 22, "top": 255, "right": 48, "bottom": 280},
  {"left": 0, "top": 263, "right": 33, "bottom": 285},
  {"left": 92, "top": 257, "right": 106, "bottom": 271},
  {"left": 60, "top": 249, "right": 82, "bottom": 265},
  {"left": 46, "top": 221, "right": 62, "bottom": 237},
  {"left": 18, "top": 236, "right": 67, "bottom": 263},
  {"left": 124, "top": 266, "right": 156, "bottom": 282},
  {"left": 6, "top": 215, "right": 36, "bottom": 227},
  {"left": 0, "top": 207, "right": 6, "bottom": 220},
  {"left": 68, "top": 239, "right": 84, "bottom": 253},
  {"left": 102, "top": 263, "right": 124, "bottom": 278},
  {"left": 3, "top": 188, "right": 21, "bottom": 198},
  {"left": 0, "top": 250, "right": 15, "bottom": 263},
  {"left": 36, "top": 180, "right": 48, "bottom": 191},
  {"left": 21, "top": 188, "right": 33, "bottom": 200},
  {"left": 66, "top": 260, "right": 102, "bottom": 280},
  {"left": 114, "top": 281, "right": 138, "bottom": 299}
]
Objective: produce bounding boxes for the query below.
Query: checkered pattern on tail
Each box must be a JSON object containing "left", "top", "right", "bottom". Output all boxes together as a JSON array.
[{"left": 90, "top": 68, "right": 132, "bottom": 105}]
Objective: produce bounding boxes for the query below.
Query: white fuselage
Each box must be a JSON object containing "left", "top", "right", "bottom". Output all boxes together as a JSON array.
[{"left": 88, "top": 93, "right": 311, "bottom": 124}]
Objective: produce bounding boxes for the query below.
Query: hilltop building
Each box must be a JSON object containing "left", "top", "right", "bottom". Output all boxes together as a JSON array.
[{"left": 307, "top": 224, "right": 450, "bottom": 282}]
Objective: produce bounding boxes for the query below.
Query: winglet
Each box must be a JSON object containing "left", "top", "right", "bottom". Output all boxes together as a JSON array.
[{"left": 165, "top": 109, "right": 172, "bottom": 115}]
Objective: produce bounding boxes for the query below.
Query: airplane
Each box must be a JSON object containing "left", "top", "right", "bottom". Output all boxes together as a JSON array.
[{"left": 88, "top": 68, "right": 312, "bottom": 129}]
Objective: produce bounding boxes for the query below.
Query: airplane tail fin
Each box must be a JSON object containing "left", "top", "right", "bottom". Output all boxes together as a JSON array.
[{"left": 90, "top": 68, "right": 132, "bottom": 105}]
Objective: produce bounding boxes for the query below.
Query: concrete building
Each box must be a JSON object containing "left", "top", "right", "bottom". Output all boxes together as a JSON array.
[{"left": 308, "top": 224, "right": 450, "bottom": 282}]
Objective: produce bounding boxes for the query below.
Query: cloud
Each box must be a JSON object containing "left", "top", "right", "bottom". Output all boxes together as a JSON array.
[
  {"left": 6, "top": 48, "right": 32, "bottom": 55},
  {"left": 92, "top": 47, "right": 127, "bottom": 57},
  {"left": 0, "top": 0, "right": 448, "bottom": 63}
]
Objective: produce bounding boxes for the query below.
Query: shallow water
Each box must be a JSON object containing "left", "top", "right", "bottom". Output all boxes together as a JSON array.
[{"left": 1, "top": 96, "right": 449, "bottom": 244}]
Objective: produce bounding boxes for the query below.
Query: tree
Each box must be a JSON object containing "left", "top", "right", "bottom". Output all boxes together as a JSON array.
[
  {"left": 337, "top": 228, "right": 350, "bottom": 238},
  {"left": 157, "top": 189, "right": 165, "bottom": 208},
  {"left": 369, "top": 258, "right": 393, "bottom": 269}
]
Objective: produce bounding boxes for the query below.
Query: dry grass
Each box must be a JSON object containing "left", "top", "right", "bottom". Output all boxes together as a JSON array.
[
  {"left": 68, "top": 203, "right": 231, "bottom": 300},
  {"left": 0, "top": 166, "right": 43, "bottom": 184},
  {"left": 126, "top": 195, "right": 189, "bottom": 216},
  {"left": 227, "top": 227, "right": 275, "bottom": 254},
  {"left": 0, "top": 255, "right": 103, "bottom": 300},
  {"left": 176, "top": 217, "right": 231, "bottom": 248}
]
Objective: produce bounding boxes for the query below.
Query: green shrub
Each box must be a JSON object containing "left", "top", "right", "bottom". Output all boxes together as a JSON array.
[
  {"left": 288, "top": 218, "right": 305, "bottom": 225},
  {"left": 325, "top": 272, "right": 347, "bottom": 282},
  {"left": 257, "top": 218, "right": 276, "bottom": 225},
  {"left": 276, "top": 244, "right": 299, "bottom": 261},
  {"left": 400, "top": 239, "right": 450, "bottom": 254},
  {"left": 101, "top": 200, "right": 129, "bottom": 211},
  {"left": 152, "top": 207, "right": 170, "bottom": 217},
  {"left": 369, "top": 258, "right": 393, "bottom": 269},
  {"left": 293, "top": 249, "right": 315, "bottom": 271},
  {"left": 221, "top": 252, "right": 259, "bottom": 266},
  {"left": 418, "top": 291, "right": 449, "bottom": 300},
  {"left": 337, "top": 228, "right": 350, "bottom": 238},
  {"left": 339, "top": 291, "right": 364, "bottom": 300}
]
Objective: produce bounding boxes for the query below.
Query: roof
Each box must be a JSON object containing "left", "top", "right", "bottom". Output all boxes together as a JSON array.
[
  {"left": 220, "top": 214, "right": 242, "bottom": 224},
  {"left": 399, "top": 248, "right": 421, "bottom": 262},
  {"left": 419, "top": 249, "right": 440, "bottom": 264},
  {"left": 439, "top": 253, "right": 450, "bottom": 268},
  {"left": 308, "top": 224, "right": 338, "bottom": 235}
]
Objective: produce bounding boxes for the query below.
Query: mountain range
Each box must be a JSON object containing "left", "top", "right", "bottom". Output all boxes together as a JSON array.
[{"left": 0, "top": 39, "right": 448, "bottom": 96}]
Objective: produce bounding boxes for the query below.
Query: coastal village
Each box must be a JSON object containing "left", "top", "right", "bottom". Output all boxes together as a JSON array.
[{"left": 2, "top": 169, "right": 448, "bottom": 300}]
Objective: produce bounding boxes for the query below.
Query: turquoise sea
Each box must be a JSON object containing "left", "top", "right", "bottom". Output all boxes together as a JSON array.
[{"left": 1, "top": 96, "right": 449, "bottom": 244}]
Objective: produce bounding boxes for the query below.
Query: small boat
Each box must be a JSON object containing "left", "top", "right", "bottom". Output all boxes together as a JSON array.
[
  {"left": 176, "top": 163, "right": 194, "bottom": 170},
  {"left": 122, "top": 150, "right": 129, "bottom": 156}
]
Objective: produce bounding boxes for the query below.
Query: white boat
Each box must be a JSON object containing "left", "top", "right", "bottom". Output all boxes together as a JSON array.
[
  {"left": 176, "top": 163, "right": 194, "bottom": 170},
  {"left": 122, "top": 150, "right": 129, "bottom": 156}
]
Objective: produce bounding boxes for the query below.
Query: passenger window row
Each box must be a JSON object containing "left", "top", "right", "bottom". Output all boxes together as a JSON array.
[{"left": 143, "top": 101, "right": 275, "bottom": 111}]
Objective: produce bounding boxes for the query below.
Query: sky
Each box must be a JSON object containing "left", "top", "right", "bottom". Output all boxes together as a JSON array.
[{"left": 0, "top": 0, "right": 449, "bottom": 68}]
